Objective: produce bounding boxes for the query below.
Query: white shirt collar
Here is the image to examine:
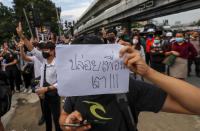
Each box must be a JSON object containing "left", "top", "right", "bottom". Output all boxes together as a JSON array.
[{"left": 44, "top": 58, "right": 55, "bottom": 66}]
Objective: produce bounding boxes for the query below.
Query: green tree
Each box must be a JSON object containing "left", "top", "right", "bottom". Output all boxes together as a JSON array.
[
  {"left": 13, "top": 0, "right": 61, "bottom": 36},
  {"left": 197, "top": 20, "right": 200, "bottom": 26},
  {"left": 0, "top": 2, "right": 16, "bottom": 42}
]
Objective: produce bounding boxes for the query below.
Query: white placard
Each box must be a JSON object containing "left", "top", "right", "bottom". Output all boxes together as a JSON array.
[{"left": 55, "top": 44, "right": 130, "bottom": 97}]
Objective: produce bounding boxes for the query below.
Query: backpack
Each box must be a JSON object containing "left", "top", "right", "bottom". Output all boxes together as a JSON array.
[{"left": 0, "top": 72, "right": 12, "bottom": 117}]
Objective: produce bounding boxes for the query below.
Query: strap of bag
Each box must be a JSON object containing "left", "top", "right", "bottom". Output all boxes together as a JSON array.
[
  {"left": 171, "top": 42, "right": 174, "bottom": 51},
  {"left": 43, "top": 64, "right": 47, "bottom": 84},
  {"left": 116, "top": 94, "right": 137, "bottom": 131}
]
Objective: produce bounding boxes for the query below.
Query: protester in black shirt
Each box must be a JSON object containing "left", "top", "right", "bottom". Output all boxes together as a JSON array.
[
  {"left": 150, "top": 36, "right": 165, "bottom": 73},
  {"left": 59, "top": 36, "right": 200, "bottom": 131},
  {"left": 3, "top": 50, "right": 20, "bottom": 93},
  {"left": 62, "top": 79, "right": 166, "bottom": 131}
]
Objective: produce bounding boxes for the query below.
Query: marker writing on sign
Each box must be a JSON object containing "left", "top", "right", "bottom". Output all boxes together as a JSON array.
[
  {"left": 69, "top": 54, "right": 126, "bottom": 72},
  {"left": 92, "top": 74, "right": 119, "bottom": 89}
]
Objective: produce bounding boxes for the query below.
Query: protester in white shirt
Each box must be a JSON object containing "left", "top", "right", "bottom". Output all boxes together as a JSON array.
[
  {"left": 16, "top": 22, "right": 61, "bottom": 131},
  {"left": 18, "top": 39, "right": 46, "bottom": 125}
]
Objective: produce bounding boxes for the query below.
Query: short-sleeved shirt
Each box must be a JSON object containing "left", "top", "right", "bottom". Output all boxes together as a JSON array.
[
  {"left": 29, "top": 56, "right": 42, "bottom": 78},
  {"left": 63, "top": 78, "right": 167, "bottom": 131},
  {"left": 3, "top": 52, "right": 18, "bottom": 69}
]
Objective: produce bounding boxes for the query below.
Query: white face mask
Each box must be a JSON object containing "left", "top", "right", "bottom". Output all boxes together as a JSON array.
[{"left": 132, "top": 39, "right": 138, "bottom": 44}]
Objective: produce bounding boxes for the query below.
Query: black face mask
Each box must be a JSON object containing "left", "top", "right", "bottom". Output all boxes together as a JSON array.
[
  {"left": 107, "top": 36, "right": 116, "bottom": 43},
  {"left": 42, "top": 52, "right": 51, "bottom": 59},
  {"left": 149, "top": 34, "right": 154, "bottom": 38}
]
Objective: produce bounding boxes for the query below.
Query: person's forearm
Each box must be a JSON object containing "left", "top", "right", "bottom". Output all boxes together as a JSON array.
[
  {"left": 20, "top": 47, "right": 32, "bottom": 62},
  {"left": 0, "top": 57, "right": 3, "bottom": 61},
  {"left": 144, "top": 68, "right": 200, "bottom": 114},
  {"left": 49, "top": 84, "right": 57, "bottom": 90},
  {"left": 0, "top": 49, "right": 7, "bottom": 57},
  {"left": 19, "top": 34, "right": 34, "bottom": 51},
  {"left": 165, "top": 52, "right": 171, "bottom": 56},
  {"left": 6, "top": 60, "right": 17, "bottom": 67}
]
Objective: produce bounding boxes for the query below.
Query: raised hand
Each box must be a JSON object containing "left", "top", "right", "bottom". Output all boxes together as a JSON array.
[
  {"left": 16, "top": 22, "right": 23, "bottom": 36},
  {"left": 18, "top": 40, "right": 25, "bottom": 49},
  {"left": 120, "top": 46, "right": 150, "bottom": 76},
  {"left": 4, "top": 43, "right": 8, "bottom": 50}
]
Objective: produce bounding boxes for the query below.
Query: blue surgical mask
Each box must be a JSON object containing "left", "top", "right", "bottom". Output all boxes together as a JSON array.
[
  {"left": 176, "top": 38, "right": 184, "bottom": 43},
  {"left": 154, "top": 40, "right": 160, "bottom": 44}
]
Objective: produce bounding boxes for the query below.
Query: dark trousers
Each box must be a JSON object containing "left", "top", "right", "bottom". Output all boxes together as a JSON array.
[
  {"left": 188, "top": 57, "right": 200, "bottom": 76},
  {"left": 22, "top": 72, "right": 32, "bottom": 89},
  {"left": 145, "top": 53, "right": 151, "bottom": 65},
  {"left": 44, "top": 94, "right": 61, "bottom": 131},
  {"left": 40, "top": 98, "right": 45, "bottom": 117},
  {"left": 0, "top": 119, "right": 4, "bottom": 131},
  {"left": 6, "top": 67, "right": 21, "bottom": 91}
]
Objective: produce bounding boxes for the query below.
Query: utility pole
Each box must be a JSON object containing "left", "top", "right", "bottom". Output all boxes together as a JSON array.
[
  {"left": 56, "top": 7, "right": 62, "bottom": 38},
  {"left": 31, "top": 2, "right": 39, "bottom": 40}
]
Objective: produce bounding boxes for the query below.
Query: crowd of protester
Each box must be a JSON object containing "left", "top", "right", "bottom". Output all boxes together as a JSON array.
[{"left": 0, "top": 21, "right": 200, "bottom": 131}]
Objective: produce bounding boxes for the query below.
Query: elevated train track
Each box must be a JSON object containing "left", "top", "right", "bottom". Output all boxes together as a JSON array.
[{"left": 74, "top": 0, "right": 200, "bottom": 35}]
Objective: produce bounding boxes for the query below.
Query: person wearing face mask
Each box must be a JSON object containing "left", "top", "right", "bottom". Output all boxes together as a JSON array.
[
  {"left": 188, "top": 31, "right": 200, "bottom": 77},
  {"left": 162, "top": 32, "right": 174, "bottom": 50},
  {"left": 132, "top": 36, "right": 145, "bottom": 61},
  {"left": 149, "top": 36, "right": 166, "bottom": 74},
  {"left": 145, "top": 28, "right": 155, "bottom": 65},
  {"left": 165, "top": 32, "right": 197, "bottom": 80},
  {"left": 105, "top": 29, "right": 118, "bottom": 44},
  {"left": 1, "top": 44, "right": 21, "bottom": 93},
  {"left": 131, "top": 35, "right": 145, "bottom": 81},
  {"left": 16, "top": 22, "right": 61, "bottom": 131}
]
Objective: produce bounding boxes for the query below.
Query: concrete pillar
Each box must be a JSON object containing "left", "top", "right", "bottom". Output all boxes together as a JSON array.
[{"left": 122, "top": 20, "right": 132, "bottom": 37}]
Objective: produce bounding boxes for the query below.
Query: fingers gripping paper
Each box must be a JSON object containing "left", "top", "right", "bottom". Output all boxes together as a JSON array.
[{"left": 55, "top": 44, "right": 130, "bottom": 97}]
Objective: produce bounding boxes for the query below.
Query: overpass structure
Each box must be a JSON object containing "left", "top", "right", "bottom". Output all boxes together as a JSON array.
[{"left": 74, "top": 0, "right": 200, "bottom": 35}]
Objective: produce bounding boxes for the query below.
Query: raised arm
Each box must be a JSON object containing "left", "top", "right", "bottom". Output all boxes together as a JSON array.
[
  {"left": 120, "top": 46, "right": 200, "bottom": 114},
  {"left": 0, "top": 43, "right": 8, "bottom": 57},
  {"left": 51, "top": 32, "right": 55, "bottom": 44},
  {"left": 19, "top": 40, "right": 32, "bottom": 63},
  {"left": 16, "top": 22, "right": 34, "bottom": 51}
]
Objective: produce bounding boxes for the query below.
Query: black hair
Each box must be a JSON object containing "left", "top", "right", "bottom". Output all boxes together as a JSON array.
[
  {"left": 37, "top": 43, "right": 43, "bottom": 49},
  {"left": 71, "top": 35, "right": 103, "bottom": 45},
  {"left": 106, "top": 29, "right": 117, "bottom": 36},
  {"left": 42, "top": 42, "right": 56, "bottom": 50},
  {"left": 176, "top": 32, "right": 185, "bottom": 37},
  {"left": 133, "top": 35, "right": 141, "bottom": 50},
  {"left": 154, "top": 35, "right": 161, "bottom": 39}
]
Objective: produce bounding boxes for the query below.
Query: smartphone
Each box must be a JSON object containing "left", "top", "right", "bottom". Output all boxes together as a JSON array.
[{"left": 61, "top": 123, "right": 90, "bottom": 127}]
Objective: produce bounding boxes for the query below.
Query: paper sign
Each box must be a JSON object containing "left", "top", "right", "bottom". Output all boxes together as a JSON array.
[{"left": 55, "top": 44, "right": 130, "bottom": 97}]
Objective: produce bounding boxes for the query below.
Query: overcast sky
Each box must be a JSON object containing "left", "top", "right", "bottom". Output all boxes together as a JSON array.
[{"left": 1, "top": 0, "right": 200, "bottom": 25}]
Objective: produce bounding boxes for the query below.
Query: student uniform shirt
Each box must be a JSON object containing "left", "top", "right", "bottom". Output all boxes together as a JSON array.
[
  {"left": 31, "top": 48, "right": 58, "bottom": 88},
  {"left": 29, "top": 56, "right": 42, "bottom": 78},
  {"left": 63, "top": 78, "right": 167, "bottom": 131}
]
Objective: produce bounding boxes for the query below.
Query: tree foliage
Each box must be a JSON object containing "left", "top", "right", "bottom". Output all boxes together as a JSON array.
[
  {"left": 0, "top": 0, "right": 61, "bottom": 42},
  {"left": 0, "top": 2, "right": 16, "bottom": 42},
  {"left": 197, "top": 20, "right": 200, "bottom": 26},
  {"left": 13, "top": 0, "right": 61, "bottom": 36}
]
